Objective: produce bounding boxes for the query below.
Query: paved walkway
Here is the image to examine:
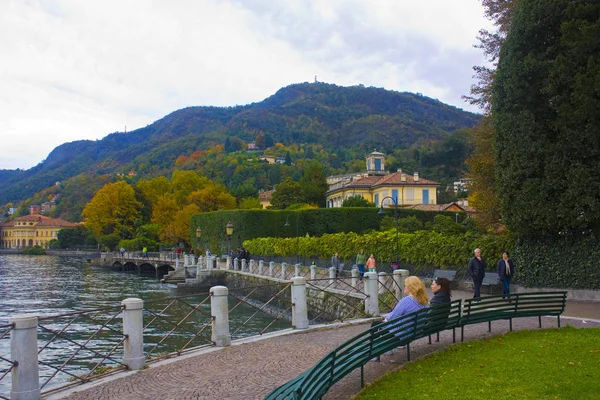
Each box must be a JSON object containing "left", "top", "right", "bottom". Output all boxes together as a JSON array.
[{"left": 51, "top": 293, "right": 600, "bottom": 400}]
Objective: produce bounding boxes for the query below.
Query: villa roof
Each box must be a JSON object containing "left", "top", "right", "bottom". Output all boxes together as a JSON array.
[
  {"left": 326, "top": 171, "right": 439, "bottom": 194},
  {"left": 1, "top": 214, "right": 77, "bottom": 228}
]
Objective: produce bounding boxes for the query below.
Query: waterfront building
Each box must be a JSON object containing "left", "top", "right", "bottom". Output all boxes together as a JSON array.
[
  {"left": 325, "top": 151, "right": 439, "bottom": 208},
  {"left": 0, "top": 214, "right": 77, "bottom": 249}
]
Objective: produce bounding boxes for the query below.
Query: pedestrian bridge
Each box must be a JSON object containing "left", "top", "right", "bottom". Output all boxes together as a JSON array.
[{"left": 94, "top": 252, "right": 180, "bottom": 279}]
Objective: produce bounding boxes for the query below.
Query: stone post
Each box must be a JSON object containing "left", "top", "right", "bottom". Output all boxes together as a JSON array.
[
  {"left": 364, "top": 272, "right": 379, "bottom": 316},
  {"left": 207, "top": 256, "right": 213, "bottom": 272},
  {"left": 10, "top": 314, "right": 40, "bottom": 400},
  {"left": 310, "top": 264, "right": 317, "bottom": 280},
  {"left": 351, "top": 268, "right": 359, "bottom": 287},
  {"left": 196, "top": 258, "right": 202, "bottom": 281},
  {"left": 393, "top": 269, "right": 410, "bottom": 299},
  {"left": 294, "top": 264, "right": 301, "bottom": 277},
  {"left": 234, "top": 257, "right": 239, "bottom": 270},
  {"left": 281, "top": 262, "right": 287, "bottom": 280},
  {"left": 175, "top": 256, "right": 180, "bottom": 271},
  {"left": 241, "top": 259, "right": 247, "bottom": 272},
  {"left": 189, "top": 254, "right": 196, "bottom": 267},
  {"left": 121, "top": 298, "right": 145, "bottom": 370},
  {"left": 210, "top": 286, "right": 231, "bottom": 347},
  {"left": 269, "top": 261, "right": 275, "bottom": 277},
  {"left": 329, "top": 267, "right": 336, "bottom": 285},
  {"left": 258, "top": 260, "right": 264, "bottom": 275},
  {"left": 226, "top": 255, "right": 232, "bottom": 270},
  {"left": 249, "top": 260, "right": 256, "bottom": 274},
  {"left": 291, "top": 277, "right": 309, "bottom": 329}
]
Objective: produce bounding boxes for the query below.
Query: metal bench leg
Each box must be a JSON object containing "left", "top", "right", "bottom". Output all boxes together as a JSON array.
[
  {"left": 509, "top": 318, "right": 513, "bottom": 332},
  {"left": 461, "top": 326, "right": 464, "bottom": 342},
  {"left": 436, "top": 331, "right": 440, "bottom": 342},
  {"left": 452, "top": 328, "right": 456, "bottom": 343},
  {"left": 361, "top": 365, "right": 364, "bottom": 388},
  {"left": 538, "top": 316, "right": 542, "bottom": 328},
  {"left": 407, "top": 343, "right": 410, "bottom": 361},
  {"left": 558, "top": 315, "right": 561, "bottom": 328},
  {"left": 428, "top": 334, "right": 432, "bottom": 345},
  {"left": 488, "top": 321, "right": 492, "bottom": 332}
]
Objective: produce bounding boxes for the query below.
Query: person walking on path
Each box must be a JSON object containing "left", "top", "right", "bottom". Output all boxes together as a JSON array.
[
  {"left": 332, "top": 252, "right": 341, "bottom": 276},
  {"left": 142, "top": 246, "right": 148, "bottom": 258},
  {"left": 497, "top": 250, "right": 515, "bottom": 296},
  {"left": 430, "top": 277, "right": 452, "bottom": 306},
  {"left": 366, "top": 254, "right": 376, "bottom": 273},
  {"left": 356, "top": 249, "right": 366, "bottom": 280},
  {"left": 468, "top": 248, "right": 486, "bottom": 298}
]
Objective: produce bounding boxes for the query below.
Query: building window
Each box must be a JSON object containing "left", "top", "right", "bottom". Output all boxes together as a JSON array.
[
  {"left": 374, "top": 194, "right": 380, "bottom": 206},
  {"left": 392, "top": 189, "right": 398, "bottom": 204},
  {"left": 423, "top": 189, "right": 430, "bottom": 205},
  {"left": 406, "top": 188, "right": 414, "bottom": 201}
]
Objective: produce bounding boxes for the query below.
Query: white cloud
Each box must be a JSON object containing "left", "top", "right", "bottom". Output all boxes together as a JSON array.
[{"left": 0, "top": 0, "right": 493, "bottom": 170}]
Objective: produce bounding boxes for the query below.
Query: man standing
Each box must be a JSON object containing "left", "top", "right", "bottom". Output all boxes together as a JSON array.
[
  {"left": 332, "top": 252, "right": 341, "bottom": 277},
  {"left": 468, "top": 248, "right": 486, "bottom": 298},
  {"left": 356, "top": 249, "right": 366, "bottom": 281}
]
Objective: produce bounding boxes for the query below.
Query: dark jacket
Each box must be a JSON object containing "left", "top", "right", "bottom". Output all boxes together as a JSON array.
[
  {"left": 429, "top": 290, "right": 451, "bottom": 306},
  {"left": 468, "top": 256, "right": 486, "bottom": 281},
  {"left": 497, "top": 258, "right": 515, "bottom": 279}
]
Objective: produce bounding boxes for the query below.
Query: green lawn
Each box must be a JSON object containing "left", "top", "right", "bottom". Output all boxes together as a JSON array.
[{"left": 355, "top": 326, "right": 600, "bottom": 400}]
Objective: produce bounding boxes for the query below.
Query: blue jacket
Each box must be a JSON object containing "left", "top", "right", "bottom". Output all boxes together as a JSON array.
[{"left": 497, "top": 258, "right": 515, "bottom": 279}]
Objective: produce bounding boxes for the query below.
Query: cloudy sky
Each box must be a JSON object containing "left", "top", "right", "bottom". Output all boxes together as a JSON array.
[{"left": 0, "top": 0, "right": 492, "bottom": 170}]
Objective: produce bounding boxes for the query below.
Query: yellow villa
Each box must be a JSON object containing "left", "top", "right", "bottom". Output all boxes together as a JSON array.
[
  {"left": 0, "top": 214, "right": 77, "bottom": 249},
  {"left": 326, "top": 152, "right": 439, "bottom": 208}
]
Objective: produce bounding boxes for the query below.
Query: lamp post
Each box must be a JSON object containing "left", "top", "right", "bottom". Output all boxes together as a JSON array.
[
  {"left": 378, "top": 196, "right": 399, "bottom": 266},
  {"left": 455, "top": 213, "right": 459, "bottom": 224},
  {"left": 225, "top": 220, "right": 234, "bottom": 257},
  {"left": 284, "top": 214, "right": 300, "bottom": 264},
  {"left": 195, "top": 227, "right": 201, "bottom": 255}
]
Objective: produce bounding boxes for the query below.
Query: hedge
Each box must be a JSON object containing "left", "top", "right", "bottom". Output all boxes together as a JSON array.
[
  {"left": 515, "top": 232, "right": 600, "bottom": 290},
  {"left": 190, "top": 208, "right": 466, "bottom": 255},
  {"left": 243, "top": 230, "right": 513, "bottom": 270}
]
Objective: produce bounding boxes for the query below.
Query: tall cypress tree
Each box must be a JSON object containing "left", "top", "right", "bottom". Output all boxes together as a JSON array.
[{"left": 492, "top": 0, "right": 600, "bottom": 234}]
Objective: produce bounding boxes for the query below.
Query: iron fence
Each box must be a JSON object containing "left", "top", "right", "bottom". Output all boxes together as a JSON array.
[
  {"left": 305, "top": 278, "right": 370, "bottom": 323},
  {"left": 143, "top": 292, "right": 213, "bottom": 363},
  {"left": 0, "top": 323, "right": 15, "bottom": 400},
  {"left": 36, "top": 304, "right": 128, "bottom": 396}
]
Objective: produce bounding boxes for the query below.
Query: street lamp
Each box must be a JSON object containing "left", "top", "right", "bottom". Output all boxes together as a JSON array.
[
  {"left": 455, "top": 213, "right": 459, "bottom": 224},
  {"left": 225, "top": 220, "right": 234, "bottom": 256},
  {"left": 284, "top": 214, "right": 300, "bottom": 263},
  {"left": 378, "top": 196, "right": 399, "bottom": 266},
  {"left": 195, "top": 227, "right": 201, "bottom": 255}
]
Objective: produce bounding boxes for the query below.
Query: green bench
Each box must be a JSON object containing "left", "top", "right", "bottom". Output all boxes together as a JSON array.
[{"left": 265, "top": 291, "right": 567, "bottom": 400}]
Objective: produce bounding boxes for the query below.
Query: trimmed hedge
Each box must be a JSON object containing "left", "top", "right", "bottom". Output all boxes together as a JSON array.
[
  {"left": 243, "top": 230, "right": 513, "bottom": 270},
  {"left": 515, "top": 232, "right": 600, "bottom": 290},
  {"left": 190, "top": 208, "right": 465, "bottom": 255}
]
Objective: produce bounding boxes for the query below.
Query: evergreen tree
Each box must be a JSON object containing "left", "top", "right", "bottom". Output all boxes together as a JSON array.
[
  {"left": 270, "top": 178, "right": 305, "bottom": 209},
  {"left": 299, "top": 161, "right": 328, "bottom": 207},
  {"left": 493, "top": 0, "right": 600, "bottom": 234}
]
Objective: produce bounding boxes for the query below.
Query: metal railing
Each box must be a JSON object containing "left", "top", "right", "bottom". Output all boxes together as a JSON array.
[
  {"left": 143, "top": 293, "right": 213, "bottom": 362},
  {"left": 36, "top": 304, "right": 128, "bottom": 395},
  {"left": 0, "top": 323, "right": 16, "bottom": 400},
  {"left": 305, "top": 278, "right": 369, "bottom": 323}
]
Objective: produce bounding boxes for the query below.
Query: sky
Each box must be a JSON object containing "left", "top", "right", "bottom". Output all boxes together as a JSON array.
[{"left": 0, "top": 0, "right": 493, "bottom": 171}]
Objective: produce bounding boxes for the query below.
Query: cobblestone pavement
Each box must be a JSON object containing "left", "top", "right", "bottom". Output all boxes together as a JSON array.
[{"left": 52, "top": 304, "right": 600, "bottom": 400}]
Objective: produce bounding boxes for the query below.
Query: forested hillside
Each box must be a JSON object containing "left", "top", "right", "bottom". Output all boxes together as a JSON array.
[{"left": 0, "top": 82, "right": 480, "bottom": 219}]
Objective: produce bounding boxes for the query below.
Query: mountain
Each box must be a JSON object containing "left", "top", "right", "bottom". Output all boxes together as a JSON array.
[{"left": 0, "top": 83, "right": 480, "bottom": 206}]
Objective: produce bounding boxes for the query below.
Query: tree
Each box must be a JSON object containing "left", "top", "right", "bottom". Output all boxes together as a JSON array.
[
  {"left": 82, "top": 181, "right": 142, "bottom": 239},
  {"left": 492, "top": 0, "right": 600, "bottom": 234},
  {"left": 342, "top": 196, "right": 374, "bottom": 207},
  {"left": 187, "top": 184, "right": 237, "bottom": 212},
  {"left": 269, "top": 178, "right": 305, "bottom": 209},
  {"left": 255, "top": 131, "right": 266, "bottom": 149},
  {"left": 299, "top": 161, "right": 329, "bottom": 207},
  {"left": 57, "top": 225, "right": 97, "bottom": 248},
  {"left": 171, "top": 170, "right": 209, "bottom": 205},
  {"left": 239, "top": 197, "right": 262, "bottom": 209}
]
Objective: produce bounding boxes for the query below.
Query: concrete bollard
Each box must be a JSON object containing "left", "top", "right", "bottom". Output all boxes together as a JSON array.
[
  {"left": 393, "top": 269, "right": 410, "bottom": 299},
  {"left": 226, "top": 255, "right": 232, "bottom": 270},
  {"left": 121, "top": 298, "right": 145, "bottom": 370},
  {"left": 175, "top": 257, "right": 180, "bottom": 271},
  {"left": 249, "top": 260, "right": 256, "bottom": 274},
  {"left": 378, "top": 272, "right": 388, "bottom": 294},
  {"left": 241, "top": 259, "right": 247, "bottom": 272},
  {"left": 281, "top": 263, "right": 287, "bottom": 280},
  {"left": 259, "top": 260, "right": 264, "bottom": 275},
  {"left": 310, "top": 265, "right": 317, "bottom": 280},
  {"left": 329, "top": 267, "right": 336, "bottom": 285},
  {"left": 10, "top": 314, "right": 40, "bottom": 400},
  {"left": 189, "top": 254, "right": 196, "bottom": 266},
  {"left": 269, "top": 261, "right": 275, "bottom": 277},
  {"left": 295, "top": 264, "right": 301, "bottom": 277},
  {"left": 210, "top": 286, "right": 231, "bottom": 347},
  {"left": 291, "top": 277, "right": 309, "bottom": 329},
  {"left": 351, "top": 268, "right": 359, "bottom": 287},
  {"left": 196, "top": 258, "right": 202, "bottom": 281},
  {"left": 207, "top": 256, "right": 214, "bottom": 272},
  {"left": 234, "top": 257, "right": 239, "bottom": 270},
  {"left": 364, "top": 272, "right": 379, "bottom": 316}
]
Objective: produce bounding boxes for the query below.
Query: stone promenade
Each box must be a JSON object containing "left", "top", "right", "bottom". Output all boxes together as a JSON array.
[{"left": 50, "top": 296, "right": 600, "bottom": 400}]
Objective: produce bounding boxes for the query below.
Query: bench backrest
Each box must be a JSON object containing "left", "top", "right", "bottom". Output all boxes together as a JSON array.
[{"left": 434, "top": 269, "right": 457, "bottom": 281}]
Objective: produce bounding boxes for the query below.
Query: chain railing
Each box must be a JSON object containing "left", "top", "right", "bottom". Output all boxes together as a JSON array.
[
  {"left": 143, "top": 292, "right": 213, "bottom": 363},
  {"left": 377, "top": 273, "right": 403, "bottom": 313},
  {"left": 305, "top": 278, "right": 370, "bottom": 323},
  {"left": 36, "top": 304, "right": 128, "bottom": 395},
  {"left": 228, "top": 283, "right": 293, "bottom": 339},
  {"left": 0, "top": 323, "right": 15, "bottom": 400}
]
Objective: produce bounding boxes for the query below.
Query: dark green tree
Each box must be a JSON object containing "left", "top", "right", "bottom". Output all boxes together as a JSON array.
[
  {"left": 342, "top": 196, "right": 375, "bottom": 207},
  {"left": 492, "top": 0, "right": 600, "bottom": 234},
  {"left": 299, "top": 161, "right": 328, "bottom": 207},
  {"left": 57, "top": 225, "right": 97, "bottom": 249},
  {"left": 284, "top": 151, "right": 292, "bottom": 166},
  {"left": 269, "top": 177, "right": 305, "bottom": 209}
]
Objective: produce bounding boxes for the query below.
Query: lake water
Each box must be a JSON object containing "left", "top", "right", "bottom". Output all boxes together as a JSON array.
[{"left": 0, "top": 254, "right": 288, "bottom": 396}]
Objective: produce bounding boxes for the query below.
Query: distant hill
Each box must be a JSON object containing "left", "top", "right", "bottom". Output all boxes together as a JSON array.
[{"left": 0, "top": 83, "right": 480, "bottom": 205}]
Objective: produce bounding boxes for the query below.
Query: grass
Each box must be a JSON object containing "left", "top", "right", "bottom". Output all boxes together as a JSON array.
[{"left": 355, "top": 326, "right": 600, "bottom": 400}]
